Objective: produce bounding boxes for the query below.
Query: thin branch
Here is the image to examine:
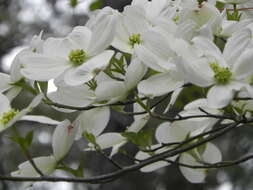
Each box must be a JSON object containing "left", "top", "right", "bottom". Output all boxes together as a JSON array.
[
  {"left": 44, "top": 97, "right": 147, "bottom": 111},
  {"left": 23, "top": 149, "right": 45, "bottom": 177},
  {"left": 166, "top": 153, "right": 253, "bottom": 169},
  {"left": 0, "top": 122, "right": 239, "bottom": 183}
]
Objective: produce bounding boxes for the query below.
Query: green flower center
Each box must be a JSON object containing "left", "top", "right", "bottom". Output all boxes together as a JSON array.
[
  {"left": 210, "top": 63, "right": 232, "bottom": 84},
  {"left": 69, "top": 49, "right": 87, "bottom": 66},
  {"left": 129, "top": 34, "right": 142, "bottom": 48},
  {"left": 0, "top": 109, "right": 19, "bottom": 125}
]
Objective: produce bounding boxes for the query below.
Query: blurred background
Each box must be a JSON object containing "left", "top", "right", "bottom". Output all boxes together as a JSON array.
[{"left": 1, "top": 0, "right": 253, "bottom": 189}]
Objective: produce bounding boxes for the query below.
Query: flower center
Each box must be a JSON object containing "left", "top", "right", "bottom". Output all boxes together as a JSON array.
[
  {"left": 129, "top": 34, "right": 142, "bottom": 48},
  {"left": 210, "top": 63, "right": 232, "bottom": 84},
  {"left": 68, "top": 49, "right": 87, "bottom": 66},
  {"left": 0, "top": 109, "right": 19, "bottom": 125}
]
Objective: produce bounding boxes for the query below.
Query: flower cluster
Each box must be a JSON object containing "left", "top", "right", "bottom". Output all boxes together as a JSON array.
[{"left": 1, "top": 0, "right": 253, "bottom": 185}]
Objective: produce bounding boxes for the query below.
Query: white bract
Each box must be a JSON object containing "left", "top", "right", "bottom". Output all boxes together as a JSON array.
[
  {"left": 3, "top": 0, "right": 253, "bottom": 185},
  {"left": 20, "top": 12, "right": 117, "bottom": 86}
]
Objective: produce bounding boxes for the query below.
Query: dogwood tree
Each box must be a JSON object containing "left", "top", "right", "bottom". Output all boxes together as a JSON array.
[{"left": 1, "top": 0, "right": 253, "bottom": 188}]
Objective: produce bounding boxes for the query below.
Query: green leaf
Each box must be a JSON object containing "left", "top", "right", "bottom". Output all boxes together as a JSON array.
[
  {"left": 215, "top": 1, "right": 225, "bottom": 9},
  {"left": 122, "top": 130, "right": 152, "bottom": 149},
  {"left": 69, "top": 0, "right": 78, "bottom": 8},
  {"left": 83, "top": 131, "right": 96, "bottom": 145},
  {"left": 24, "top": 130, "right": 34, "bottom": 148},
  {"left": 57, "top": 164, "right": 84, "bottom": 177},
  {"left": 89, "top": 0, "right": 103, "bottom": 11}
]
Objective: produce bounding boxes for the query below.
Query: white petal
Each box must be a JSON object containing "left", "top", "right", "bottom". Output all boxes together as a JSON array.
[
  {"left": 65, "top": 50, "right": 114, "bottom": 86},
  {"left": 202, "top": 143, "right": 222, "bottom": 164},
  {"left": 138, "top": 73, "right": 184, "bottom": 97},
  {"left": 179, "top": 153, "right": 206, "bottom": 183},
  {"left": 155, "top": 122, "right": 188, "bottom": 144},
  {"left": 232, "top": 49, "right": 253, "bottom": 80},
  {"left": 223, "top": 28, "right": 252, "bottom": 66},
  {"left": 0, "top": 93, "right": 11, "bottom": 116},
  {"left": 91, "top": 133, "right": 126, "bottom": 150},
  {"left": 0, "top": 73, "right": 11, "bottom": 92},
  {"left": 135, "top": 45, "right": 169, "bottom": 72},
  {"left": 21, "top": 115, "right": 60, "bottom": 125},
  {"left": 175, "top": 57, "right": 213, "bottom": 87},
  {"left": 125, "top": 58, "right": 147, "bottom": 90},
  {"left": 207, "top": 85, "right": 234, "bottom": 108},
  {"left": 68, "top": 26, "right": 91, "bottom": 51},
  {"left": 88, "top": 11, "right": 117, "bottom": 55},
  {"left": 11, "top": 156, "right": 56, "bottom": 177},
  {"left": 135, "top": 151, "right": 169, "bottom": 172},
  {"left": 52, "top": 120, "right": 77, "bottom": 161},
  {"left": 43, "top": 37, "right": 78, "bottom": 58},
  {"left": 21, "top": 53, "right": 69, "bottom": 81},
  {"left": 95, "top": 80, "right": 127, "bottom": 103},
  {"left": 75, "top": 107, "right": 110, "bottom": 137}
]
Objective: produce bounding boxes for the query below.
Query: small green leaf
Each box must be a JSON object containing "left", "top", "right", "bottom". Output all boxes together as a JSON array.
[
  {"left": 69, "top": 0, "right": 78, "bottom": 8},
  {"left": 89, "top": 0, "right": 103, "bottom": 11},
  {"left": 24, "top": 130, "right": 34, "bottom": 148},
  {"left": 215, "top": 1, "right": 225, "bottom": 9},
  {"left": 83, "top": 131, "right": 96, "bottom": 145}
]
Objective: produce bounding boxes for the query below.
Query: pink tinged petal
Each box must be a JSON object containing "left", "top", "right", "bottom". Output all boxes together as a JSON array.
[
  {"left": 88, "top": 11, "right": 117, "bottom": 56},
  {"left": 207, "top": 85, "right": 235, "bottom": 108},
  {"left": 20, "top": 53, "right": 69, "bottom": 81},
  {"left": 125, "top": 58, "right": 147, "bottom": 90},
  {"left": 155, "top": 122, "right": 188, "bottom": 144},
  {"left": 135, "top": 45, "right": 169, "bottom": 72},
  {"left": 223, "top": 28, "right": 252, "bottom": 66},
  {"left": 202, "top": 143, "right": 222, "bottom": 164},
  {"left": 138, "top": 73, "right": 184, "bottom": 97},
  {"left": 75, "top": 107, "right": 110, "bottom": 137},
  {"left": 232, "top": 49, "right": 253, "bottom": 80},
  {"left": 52, "top": 120, "right": 77, "bottom": 161},
  {"left": 179, "top": 153, "right": 206, "bottom": 183},
  {"left": 0, "top": 73, "right": 11, "bottom": 92}
]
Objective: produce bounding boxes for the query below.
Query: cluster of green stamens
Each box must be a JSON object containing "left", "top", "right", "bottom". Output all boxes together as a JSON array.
[
  {"left": 210, "top": 63, "right": 232, "bottom": 84},
  {"left": 69, "top": 49, "right": 87, "bottom": 66},
  {"left": 129, "top": 34, "right": 142, "bottom": 48},
  {"left": 0, "top": 109, "right": 19, "bottom": 125}
]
